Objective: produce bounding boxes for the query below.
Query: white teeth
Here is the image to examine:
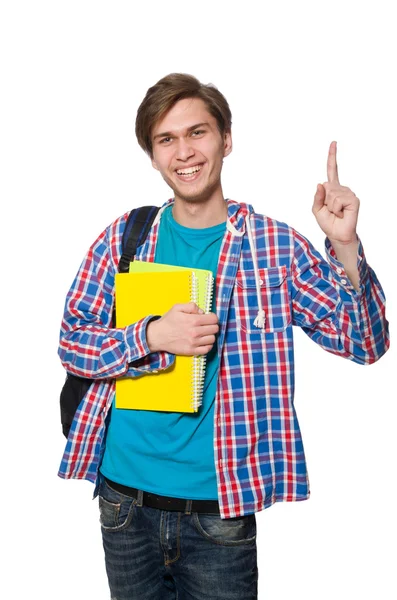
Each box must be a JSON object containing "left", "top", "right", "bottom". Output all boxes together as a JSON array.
[{"left": 176, "top": 165, "right": 201, "bottom": 175}]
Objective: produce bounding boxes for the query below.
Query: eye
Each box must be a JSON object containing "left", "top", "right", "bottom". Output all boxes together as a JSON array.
[
  {"left": 191, "top": 129, "right": 205, "bottom": 137},
  {"left": 159, "top": 136, "right": 172, "bottom": 144}
]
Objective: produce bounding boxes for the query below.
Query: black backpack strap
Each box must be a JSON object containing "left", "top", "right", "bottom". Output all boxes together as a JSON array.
[{"left": 118, "top": 205, "right": 160, "bottom": 273}]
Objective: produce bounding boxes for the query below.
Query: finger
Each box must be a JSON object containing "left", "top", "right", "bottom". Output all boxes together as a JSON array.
[
  {"left": 193, "top": 342, "right": 215, "bottom": 356},
  {"left": 312, "top": 184, "right": 326, "bottom": 214},
  {"left": 192, "top": 312, "right": 219, "bottom": 325},
  {"left": 201, "top": 312, "right": 219, "bottom": 324},
  {"left": 328, "top": 196, "right": 344, "bottom": 218},
  {"left": 193, "top": 324, "right": 219, "bottom": 338},
  {"left": 192, "top": 346, "right": 213, "bottom": 356},
  {"left": 327, "top": 141, "right": 340, "bottom": 184},
  {"left": 330, "top": 192, "right": 358, "bottom": 215},
  {"left": 195, "top": 334, "right": 216, "bottom": 346},
  {"left": 334, "top": 199, "right": 344, "bottom": 218}
]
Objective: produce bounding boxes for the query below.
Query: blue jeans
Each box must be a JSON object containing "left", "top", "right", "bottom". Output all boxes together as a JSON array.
[{"left": 99, "top": 478, "right": 258, "bottom": 599}]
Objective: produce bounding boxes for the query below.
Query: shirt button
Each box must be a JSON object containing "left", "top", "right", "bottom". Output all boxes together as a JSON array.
[
  {"left": 341, "top": 278, "right": 347, "bottom": 285},
  {"left": 336, "top": 267, "right": 343, "bottom": 275}
]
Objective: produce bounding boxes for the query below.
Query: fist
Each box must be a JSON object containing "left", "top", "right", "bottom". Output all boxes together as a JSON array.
[{"left": 146, "top": 302, "right": 219, "bottom": 356}]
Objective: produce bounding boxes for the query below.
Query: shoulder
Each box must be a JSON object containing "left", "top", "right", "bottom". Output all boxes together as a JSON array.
[
  {"left": 228, "top": 200, "right": 293, "bottom": 235},
  {"left": 86, "top": 211, "right": 130, "bottom": 270},
  {"left": 104, "top": 211, "right": 130, "bottom": 241},
  {"left": 248, "top": 208, "right": 319, "bottom": 262},
  {"left": 250, "top": 208, "right": 315, "bottom": 245},
  {"left": 249, "top": 209, "right": 295, "bottom": 241}
]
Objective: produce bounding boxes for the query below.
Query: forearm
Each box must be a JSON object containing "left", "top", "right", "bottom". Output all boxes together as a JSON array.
[
  {"left": 59, "top": 316, "right": 159, "bottom": 378},
  {"left": 293, "top": 231, "right": 389, "bottom": 365}
]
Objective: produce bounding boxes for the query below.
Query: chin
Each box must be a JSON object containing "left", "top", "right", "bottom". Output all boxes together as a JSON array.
[{"left": 172, "top": 182, "right": 218, "bottom": 205}]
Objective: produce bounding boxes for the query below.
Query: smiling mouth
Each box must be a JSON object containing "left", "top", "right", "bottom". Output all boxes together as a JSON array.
[{"left": 175, "top": 164, "right": 202, "bottom": 178}]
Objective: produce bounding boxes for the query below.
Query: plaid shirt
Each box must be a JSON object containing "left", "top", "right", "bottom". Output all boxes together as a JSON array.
[{"left": 58, "top": 199, "right": 389, "bottom": 518}]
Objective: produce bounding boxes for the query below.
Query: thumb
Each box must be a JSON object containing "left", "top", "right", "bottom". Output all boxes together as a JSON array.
[
  {"left": 312, "top": 183, "right": 326, "bottom": 214},
  {"left": 181, "top": 302, "right": 204, "bottom": 315}
]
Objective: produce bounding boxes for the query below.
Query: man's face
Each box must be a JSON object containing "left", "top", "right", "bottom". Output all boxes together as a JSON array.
[{"left": 151, "top": 97, "right": 232, "bottom": 204}]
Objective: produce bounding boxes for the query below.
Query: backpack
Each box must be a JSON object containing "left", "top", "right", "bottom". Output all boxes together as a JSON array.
[{"left": 60, "top": 205, "right": 160, "bottom": 438}]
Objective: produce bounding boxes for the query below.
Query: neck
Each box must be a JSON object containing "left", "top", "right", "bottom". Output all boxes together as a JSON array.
[{"left": 172, "top": 194, "right": 227, "bottom": 229}]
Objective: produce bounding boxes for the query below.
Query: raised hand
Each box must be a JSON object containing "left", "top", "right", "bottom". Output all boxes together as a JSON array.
[{"left": 312, "top": 141, "right": 360, "bottom": 246}]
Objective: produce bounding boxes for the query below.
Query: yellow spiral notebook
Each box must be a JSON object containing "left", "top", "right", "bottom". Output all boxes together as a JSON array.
[{"left": 115, "top": 263, "right": 214, "bottom": 413}]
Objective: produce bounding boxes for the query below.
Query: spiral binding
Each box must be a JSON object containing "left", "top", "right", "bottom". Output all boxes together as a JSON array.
[
  {"left": 191, "top": 271, "right": 215, "bottom": 412},
  {"left": 190, "top": 270, "right": 199, "bottom": 307}
]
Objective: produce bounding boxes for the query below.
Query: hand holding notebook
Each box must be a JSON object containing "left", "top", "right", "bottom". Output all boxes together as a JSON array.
[{"left": 146, "top": 302, "right": 218, "bottom": 356}]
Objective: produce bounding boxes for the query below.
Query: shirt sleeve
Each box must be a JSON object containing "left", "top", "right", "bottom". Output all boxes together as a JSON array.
[
  {"left": 291, "top": 230, "right": 389, "bottom": 365},
  {"left": 58, "top": 217, "right": 175, "bottom": 379}
]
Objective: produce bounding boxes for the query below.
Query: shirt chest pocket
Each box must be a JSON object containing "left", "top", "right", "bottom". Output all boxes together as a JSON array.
[{"left": 234, "top": 266, "right": 291, "bottom": 334}]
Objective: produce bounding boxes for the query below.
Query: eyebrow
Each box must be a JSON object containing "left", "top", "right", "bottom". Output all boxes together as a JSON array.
[{"left": 153, "top": 122, "right": 210, "bottom": 141}]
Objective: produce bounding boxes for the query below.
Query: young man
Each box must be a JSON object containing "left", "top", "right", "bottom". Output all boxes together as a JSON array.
[{"left": 58, "top": 73, "right": 389, "bottom": 599}]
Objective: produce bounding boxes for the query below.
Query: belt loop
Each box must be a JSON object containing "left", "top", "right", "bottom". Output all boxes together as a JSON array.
[
  {"left": 185, "top": 499, "right": 193, "bottom": 515},
  {"left": 136, "top": 489, "right": 144, "bottom": 507}
]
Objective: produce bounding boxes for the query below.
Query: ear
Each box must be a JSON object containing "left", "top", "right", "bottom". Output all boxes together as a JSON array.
[
  {"left": 223, "top": 131, "right": 232, "bottom": 158},
  {"left": 151, "top": 157, "right": 159, "bottom": 171}
]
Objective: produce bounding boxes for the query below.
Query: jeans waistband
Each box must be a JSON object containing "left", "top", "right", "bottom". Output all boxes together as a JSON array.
[{"left": 104, "top": 477, "right": 220, "bottom": 514}]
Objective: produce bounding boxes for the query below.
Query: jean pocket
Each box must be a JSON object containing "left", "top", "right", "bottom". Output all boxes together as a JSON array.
[
  {"left": 193, "top": 512, "right": 257, "bottom": 546},
  {"left": 98, "top": 480, "right": 136, "bottom": 532},
  {"left": 235, "top": 266, "right": 291, "bottom": 334}
]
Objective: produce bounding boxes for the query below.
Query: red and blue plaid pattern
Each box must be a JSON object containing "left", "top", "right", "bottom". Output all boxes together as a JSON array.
[{"left": 58, "top": 200, "right": 389, "bottom": 518}]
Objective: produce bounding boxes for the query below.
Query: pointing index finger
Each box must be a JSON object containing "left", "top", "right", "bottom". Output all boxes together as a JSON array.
[{"left": 327, "top": 140, "right": 339, "bottom": 183}]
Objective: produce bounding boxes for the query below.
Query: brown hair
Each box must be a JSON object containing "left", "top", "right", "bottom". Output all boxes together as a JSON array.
[{"left": 135, "top": 73, "right": 232, "bottom": 157}]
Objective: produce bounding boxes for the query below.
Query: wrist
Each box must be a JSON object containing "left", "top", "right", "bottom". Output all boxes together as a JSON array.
[
  {"left": 146, "top": 318, "right": 161, "bottom": 352},
  {"left": 328, "top": 234, "right": 358, "bottom": 251},
  {"left": 328, "top": 237, "right": 358, "bottom": 264}
]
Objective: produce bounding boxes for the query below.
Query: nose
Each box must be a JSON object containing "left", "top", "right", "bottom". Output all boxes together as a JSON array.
[{"left": 175, "top": 138, "right": 195, "bottom": 161}]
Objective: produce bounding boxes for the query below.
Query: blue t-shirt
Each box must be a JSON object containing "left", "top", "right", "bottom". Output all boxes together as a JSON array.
[{"left": 100, "top": 206, "right": 226, "bottom": 499}]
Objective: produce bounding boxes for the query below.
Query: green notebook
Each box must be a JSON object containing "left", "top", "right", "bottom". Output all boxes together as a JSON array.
[{"left": 129, "top": 261, "right": 214, "bottom": 314}]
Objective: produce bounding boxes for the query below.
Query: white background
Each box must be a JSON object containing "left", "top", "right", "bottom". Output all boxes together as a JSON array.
[{"left": 1, "top": 1, "right": 396, "bottom": 599}]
